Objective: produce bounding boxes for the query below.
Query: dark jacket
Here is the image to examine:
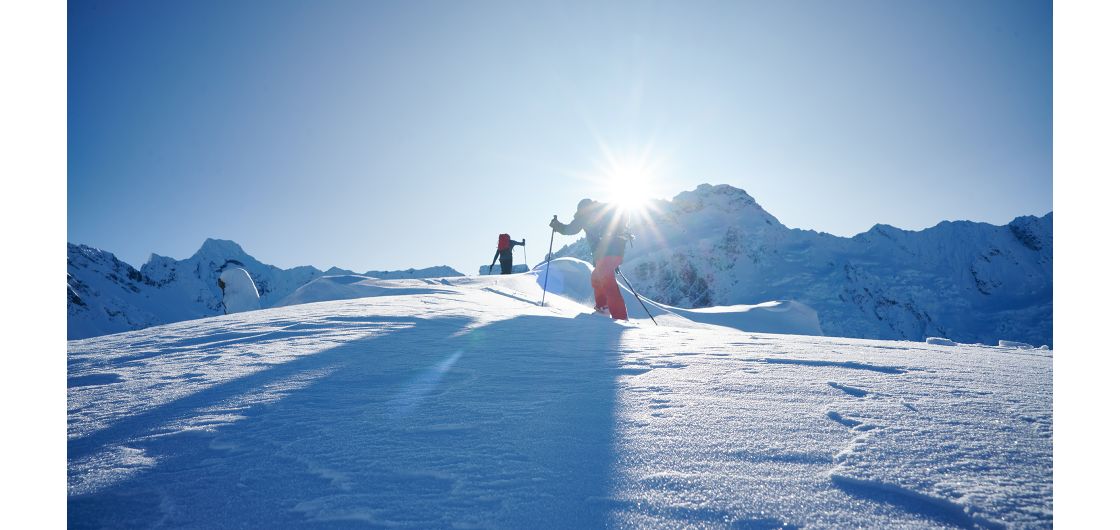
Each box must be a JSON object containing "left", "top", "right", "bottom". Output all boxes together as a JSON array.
[
  {"left": 551, "top": 201, "right": 629, "bottom": 262},
  {"left": 491, "top": 239, "right": 524, "bottom": 264}
]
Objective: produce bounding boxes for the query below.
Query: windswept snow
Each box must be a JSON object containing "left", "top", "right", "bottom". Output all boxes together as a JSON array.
[
  {"left": 68, "top": 270, "right": 1052, "bottom": 528},
  {"left": 274, "top": 274, "right": 458, "bottom": 307}
]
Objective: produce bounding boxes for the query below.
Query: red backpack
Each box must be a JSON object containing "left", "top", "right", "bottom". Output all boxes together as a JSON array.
[{"left": 497, "top": 233, "right": 511, "bottom": 251}]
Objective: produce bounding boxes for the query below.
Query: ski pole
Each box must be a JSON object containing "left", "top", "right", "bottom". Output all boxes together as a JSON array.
[
  {"left": 522, "top": 240, "right": 528, "bottom": 272},
  {"left": 541, "top": 217, "right": 557, "bottom": 306},
  {"left": 616, "top": 267, "right": 657, "bottom": 326}
]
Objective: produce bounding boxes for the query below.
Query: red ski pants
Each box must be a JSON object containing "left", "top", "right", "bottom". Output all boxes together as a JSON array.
[{"left": 591, "top": 256, "right": 628, "bottom": 320}]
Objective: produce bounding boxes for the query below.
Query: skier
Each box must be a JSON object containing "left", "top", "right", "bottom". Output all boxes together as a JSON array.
[
  {"left": 489, "top": 233, "right": 525, "bottom": 275},
  {"left": 549, "top": 198, "right": 630, "bottom": 320}
]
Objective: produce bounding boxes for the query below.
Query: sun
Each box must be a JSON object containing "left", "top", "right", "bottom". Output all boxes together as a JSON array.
[
  {"left": 601, "top": 156, "right": 656, "bottom": 214},
  {"left": 570, "top": 139, "right": 672, "bottom": 248}
]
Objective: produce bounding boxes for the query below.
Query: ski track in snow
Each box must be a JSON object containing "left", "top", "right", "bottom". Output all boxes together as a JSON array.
[{"left": 67, "top": 274, "right": 1052, "bottom": 529}]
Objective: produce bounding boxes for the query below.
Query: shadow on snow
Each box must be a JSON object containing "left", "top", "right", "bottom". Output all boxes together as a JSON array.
[{"left": 69, "top": 313, "right": 626, "bottom": 528}]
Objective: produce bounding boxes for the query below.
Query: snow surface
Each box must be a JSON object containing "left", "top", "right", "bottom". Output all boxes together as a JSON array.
[
  {"left": 926, "top": 337, "right": 958, "bottom": 346},
  {"left": 218, "top": 267, "right": 261, "bottom": 314},
  {"left": 68, "top": 269, "right": 1051, "bottom": 528},
  {"left": 275, "top": 274, "right": 458, "bottom": 308}
]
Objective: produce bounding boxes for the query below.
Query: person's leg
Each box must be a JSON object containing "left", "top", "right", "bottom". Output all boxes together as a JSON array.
[
  {"left": 599, "top": 256, "right": 628, "bottom": 320},
  {"left": 500, "top": 259, "right": 512, "bottom": 274},
  {"left": 590, "top": 259, "right": 610, "bottom": 312}
]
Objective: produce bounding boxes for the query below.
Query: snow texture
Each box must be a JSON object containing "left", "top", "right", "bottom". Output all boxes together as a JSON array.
[
  {"left": 926, "top": 337, "right": 957, "bottom": 346},
  {"left": 554, "top": 184, "right": 1052, "bottom": 347},
  {"left": 68, "top": 271, "right": 1051, "bottom": 528},
  {"left": 218, "top": 267, "right": 261, "bottom": 314}
]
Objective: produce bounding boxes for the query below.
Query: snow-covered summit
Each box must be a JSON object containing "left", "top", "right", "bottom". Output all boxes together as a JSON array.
[
  {"left": 191, "top": 237, "right": 253, "bottom": 262},
  {"left": 555, "top": 184, "right": 1052, "bottom": 346},
  {"left": 670, "top": 183, "right": 786, "bottom": 228}
]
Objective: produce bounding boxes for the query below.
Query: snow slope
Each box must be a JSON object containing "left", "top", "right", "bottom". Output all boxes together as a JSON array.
[
  {"left": 68, "top": 271, "right": 1051, "bottom": 528},
  {"left": 275, "top": 274, "right": 458, "bottom": 308},
  {"left": 554, "top": 184, "right": 1053, "bottom": 346},
  {"left": 67, "top": 240, "right": 463, "bottom": 340}
]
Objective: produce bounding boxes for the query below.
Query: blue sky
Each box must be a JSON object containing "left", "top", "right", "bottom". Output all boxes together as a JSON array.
[{"left": 68, "top": 0, "right": 1052, "bottom": 275}]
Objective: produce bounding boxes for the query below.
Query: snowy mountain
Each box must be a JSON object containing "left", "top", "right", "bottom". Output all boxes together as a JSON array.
[
  {"left": 555, "top": 184, "right": 1053, "bottom": 347},
  {"left": 68, "top": 267, "right": 1052, "bottom": 528},
  {"left": 67, "top": 239, "right": 463, "bottom": 340},
  {"left": 365, "top": 265, "right": 463, "bottom": 279}
]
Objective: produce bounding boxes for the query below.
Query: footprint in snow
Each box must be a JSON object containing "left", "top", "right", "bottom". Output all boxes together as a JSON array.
[
  {"left": 827, "top": 411, "right": 877, "bottom": 431},
  {"left": 828, "top": 381, "right": 870, "bottom": 398}
]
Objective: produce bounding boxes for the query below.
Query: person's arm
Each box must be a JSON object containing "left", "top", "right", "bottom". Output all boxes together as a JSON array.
[
  {"left": 550, "top": 214, "right": 583, "bottom": 236},
  {"left": 512, "top": 239, "right": 525, "bottom": 247},
  {"left": 490, "top": 249, "right": 500, "bottom": 267}
]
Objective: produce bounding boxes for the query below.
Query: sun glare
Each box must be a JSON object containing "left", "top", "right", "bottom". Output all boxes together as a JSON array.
[
  {"left": 604, "top": 163, "right": 652, "bottom": 211},
  {"left": 575, "top": 138, "right": 672, "bottom": 247},
  {"left": 600, "top": 153, "right": 664, "bottom": 215}
]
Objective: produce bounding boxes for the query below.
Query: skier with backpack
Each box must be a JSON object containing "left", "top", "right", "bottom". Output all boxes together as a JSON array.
[
  {"left": 549, "top": 198, "right": 630, "bottom": 320},
  {"left": 488, "top": 233, "right": 525, "bottom": 275}
]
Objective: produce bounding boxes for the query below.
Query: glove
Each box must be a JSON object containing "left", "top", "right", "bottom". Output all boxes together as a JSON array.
[
  {"left": 549, "top": 217, "right": 561, "bottom": 231},
  {"left": 521, "top": 239, "right": 526, "bottom": 244}
]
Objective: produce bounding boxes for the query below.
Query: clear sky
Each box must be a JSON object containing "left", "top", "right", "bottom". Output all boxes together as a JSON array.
[{"left": 68, "top": 0, "right": 1052, "bottom": 275}]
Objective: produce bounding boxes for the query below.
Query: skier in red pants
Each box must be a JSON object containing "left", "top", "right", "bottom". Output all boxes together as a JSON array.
[{"left": 549, "top": 198, "right": 630, "bottom": 320}]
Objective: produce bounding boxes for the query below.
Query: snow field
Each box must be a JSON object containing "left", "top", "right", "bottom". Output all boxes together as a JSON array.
[{"left": 67, "top": 271, "right": 1051, "bottom": 528}]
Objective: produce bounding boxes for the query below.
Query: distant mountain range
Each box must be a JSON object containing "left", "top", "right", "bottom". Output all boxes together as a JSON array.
[
  {"left": 554, "top": 184, "right": 1052, "bottom": 346},
  {"left": 69, "top": 184, "right": 1052, "bottom": 346},
  {"left": 67, "top": 239, "right": 462, "bottom": 339}
]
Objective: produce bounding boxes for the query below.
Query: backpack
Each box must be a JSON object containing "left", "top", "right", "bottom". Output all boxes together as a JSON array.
[{"left": 497, "top": 233, "right": 511, "bottom": 251}]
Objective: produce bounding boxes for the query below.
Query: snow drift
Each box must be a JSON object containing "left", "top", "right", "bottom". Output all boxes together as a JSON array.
[
  {"left": 275, "top": 275, "right": 456, "bottom": 307},
  {"left": 218, "top": 267, "right": 261, "bottom": 313}
]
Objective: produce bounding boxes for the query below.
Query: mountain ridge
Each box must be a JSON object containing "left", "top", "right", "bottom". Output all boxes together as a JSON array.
[
  {"left": 553, "top": 183, "right": 1052, "bottom": 346},
  {"left": 67, "top": 239, "right": 463, "bottom": 339},
  {"left": 69, "top": 183, "right": 1052, "bottom": 345}
]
